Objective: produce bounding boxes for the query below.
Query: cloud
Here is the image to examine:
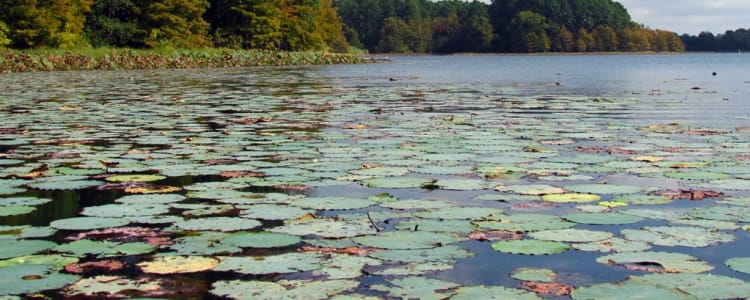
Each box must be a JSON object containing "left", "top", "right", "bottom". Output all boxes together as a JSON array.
[{"left": 618, "top": 0, "right": 749, "bottom": 34}]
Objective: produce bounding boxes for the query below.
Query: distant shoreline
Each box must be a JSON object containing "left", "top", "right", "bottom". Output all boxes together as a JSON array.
[{"left": 0, "top": 49, "right": 365, "bottom": 73}]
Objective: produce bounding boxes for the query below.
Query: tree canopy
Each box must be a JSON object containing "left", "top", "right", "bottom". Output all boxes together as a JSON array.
[
  {"left": 681, "top": 29, "right": 750, "bottom": 52},
  {"left": 0, "top": 0, "right": 687, "bottom": 53}
]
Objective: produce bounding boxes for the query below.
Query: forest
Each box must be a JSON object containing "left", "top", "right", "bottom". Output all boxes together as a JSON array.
[
  {"left": 0, "top": 0, "right": 706, "bottom": 53},
  {"left": 681, "top": 29, "right": 750, "bottom": 52}
]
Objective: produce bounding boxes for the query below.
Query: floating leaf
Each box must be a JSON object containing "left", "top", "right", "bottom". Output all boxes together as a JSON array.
[
  {"left": 0, "top": 206, "right": 36, "bottom": 216},
  {"left": 621, "top": 226, "right": 734, "bottom": 247},
  {"left": 511, "top": 268, "right": 557, "bottom": 282},
  {"left": 54, "top": 240, "right": 155, "bottom": 257},
  {"left": 413, "top": 207, "right": 504, "bottom": 220},
  {"left": 353, "top": 231, "right": 462, "bottom": 250},
  {"left": 597, "top": 251, "right": 713, "bottom": 273},
  {"left": 612, "top": 194, "right": 672, "bottom": 205},
  {"left": 269, "top": 219, "right": 376, "bottom": 238},
  {"left": 370, "top": 276, "right": 460, "bottom": 300},
  {"left": 291, "top": 197, "right": 376, "bottom": 210},
  {"left": 491, "top": 240, "right": 569, "bottom": 255},
  {"left": 628, "top": 273, "right": 750, "bottom": 299},
  {"left": 105, "top": 174, "right": 166, "bottom": 182},
  {"left": 0, "top": 265, "right": 79, "bottom": 296},
  {"left": 0, "top": 254, "right": 77, "bottom": 270},
  {"left": 363, "top": 177, "right": 433, "bottom": 188},
  {"left": 137, "top": 256, "right": 219, "bottom": 274},
  {"left": 0, "top": 240, "right": 57, "bottom": 259},
  {"left": 572, "top": 282, "right": 695, "bottom": 300},
  {"left": 50, "top": 217, "right": 130, "bottom": 230},
  {"left": 169, "top": 217, "right": 262, "bottom": 232},
  {"left": 0, "top": 197, "right": 52, "bottom": 206},
  {"left": 563, "top": 212, "right": 643, "bottom": 225},
  {"left": 530, "top": 229, "right": 612, "bottom": 243},
  {"left": 450, "top": 285, "right": 541, "bottom": 300},
  {"left": 82, "top": 203, "right": 170, "bottom": 218},
  {"left": 688, "top": 205, "right": 750, "bottom": 222},
  {"left": 572, "top": 238, "right": 651, "bottom": 253},
  {"left": 381, "top": 199, "right": 455, "bottom": 210},
  {"left": 211, "top": 279, "right": 359, "bottom": 300},
  {"left": 28, "top": 180, "right": 103, "bottom": 190},
  {"left": 368, "top": 245, "right": 474, "bottom": 263},
  {"left": 565, "top": 184, "right": 644, "bottom": 195},
  {"left": 496, "top": 184, "right": 566, "bottom": 196},
  {"left": 215, "top": 252, "right": 322, "bottom": 275},
  {"left": 726, "top": 257, "right": 750, "bottom": 274},
  {"left": 542, "top": 193, "right": 600, "bottom": 203},
  {"left": 395, "top": 219, "right": 476, "bottom": 234},
  {"left": 474, "top": 213, "right": 575, "bottom": 232},
  {"left": 222, "top": 232, "right": 301, "bottom": 248}
]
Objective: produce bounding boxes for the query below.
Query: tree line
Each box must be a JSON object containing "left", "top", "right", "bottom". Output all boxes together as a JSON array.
[
  {"left": 681, "top": 29, "right": 750, "bottom": 52},
  {"left": 0, "top": 0, "right": 686, "bottom": 53}
]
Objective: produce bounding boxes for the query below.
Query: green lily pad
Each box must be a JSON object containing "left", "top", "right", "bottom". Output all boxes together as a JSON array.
[
  {"left": 138, "top": 256, "right": 219, "bottom": 274},
  {"left": 61, "top": 275, "right": 173, "bottom": 298},
  {"left": 565, "top": 184, "right": 644, "bottom": 195},
  {"left": 529, "top": 229, "right": 613, "bottom": 243},
  {"left": 381, "top": 199, "right": 455, "bottom": 210},
  {"left": 370, "top": 261, "right": 454, "bottom": 276},
  {"left": 726, "top": 257, "right": 750, "bottom": 274},
  {"left": 621, "top": 226, "right": 735, "bottom": 247},
  {"left": 240, "top": 204, "right": 312, "bottom": 220},
  {"left": 628, "top": 273, "right": 750, "bottom": 299},
  {"left": 54, "top": 240, "right": 156, "bottom": 257},
  {"left": 169, "top": 217, "right": 262, "bottom": 232},
  {"left": 222, "top": 232, "right": 301, "bottom": 248},
  {"left": 82, "top": 203, "right": 170, "bottom": 218},
  {"left": 450, "top": 285, "right": 541, "bottom": 300},
  {"left": 612, "top": 194, "right": 672, "bottom": 205},
  {"left": 115, "top": 193, "right": 186, "bottom": 204},
  {"left": 0, "top": 254, "right": 78, "bottom": 270},
  {"left": 688, "top": 205, "right": 750, "bottom": 222},
  {"left": 0, "top": 239, "right": 57, "bottom": 259},
  {"left": 491, "top": 240, "right": 569, "bottom": 255},
  {"left": 663, "top": 171, "right": 731, "bottom": 180},
  {"left": 395, "top": 219, "right": 476, "bottom": 234},
  {"left": 49, "top": 217, "right": 130, "bottom": 230},
  {"left": 0, "top": 197, "right": 52, "bottom": 206},
  {"left": 211, "top": 279, "right": 359, "bottom": 299},
  {"left": 105, "top": 174, "right": 166, "bottom": 182},
  {"left": 269, "top": 219, "right": 376, "bottom": 238},
  {"left": 511, "top": 268, "right": 557, "bottom": 282},
  {"left": 353, "top": 231, "right": 462, "bottom": 250},
  {"left": 0, "top": 265, "right": 79, "bottom": 296},
  {"left": 437, "top": 178, "right": 491, "bottom": 190},
  {"left": 291, "top": 197, "right": 376, "bottom": 210},
  {"left": 363, "top": 177, "right": 434, "bottom": 188},
  {"left": 215, "top": 252, "right": 323, "bottom": 275},
  {"left": 572, "top": 282, "right": 697, "bottom": 300},
  {"left": 370, "top": 276, "right": 460, "bottom": 300},
  {"left": 496, "top": 184, "right": 566, "bottom": 196},
  {"left": 413, "top": 207, "right": 504, "bottom": 220},
  {"left": 597, "top": 251, "right": 713, "bottom": 273},
  {"left": 28, "top": 180, "right": 103, "bottom": 191},
  {"left": 0, "top": 206, "right": 36, "bottom": 216},
  {"left": 563, "top": 212, "right": 644, "bottom": 225},
  {"left": 700, "top": 179, "right": 750, "bottom": 190},
  {"left": 542, "top": 193, "right": 600, "bottom": 203},
  {"left": 368, "top": 245, "right": 474, "bottom": 263},
  {"left": 474, "top": 213, "right": 575, "bottom": 232},
  {"left": 572, "top": 238, "right": 651, "bottom": 253}
]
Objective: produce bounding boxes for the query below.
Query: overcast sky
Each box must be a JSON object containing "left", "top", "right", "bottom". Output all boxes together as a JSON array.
[
  {"left": 477, "top": 0, "right": 748, "bottom": 35},
  {"left": 618, "top": 0, "right": 748, "bottom": 34}
]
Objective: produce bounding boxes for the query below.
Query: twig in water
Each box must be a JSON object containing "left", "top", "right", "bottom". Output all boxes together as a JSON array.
[{"left": 366, "top": 211, "right": 382, "bottom": 232}]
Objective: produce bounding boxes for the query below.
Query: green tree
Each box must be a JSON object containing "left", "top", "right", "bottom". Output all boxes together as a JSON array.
[
  {"left": 592, "top": 24, "right": 617, "bottom": 51},
  {"left": 575, "top": 28, "right": 594, "bottom": 52},
  {"left": 507, "top": 10, "right": 549, "bottom": 52},
  {"left": 85, "top": 0, "right": 145, "bottom": 47},
  {"left": 0, "top": 0, "right": 92, "bottom": 48},
  {"left": 232, "top": 0, "right": 283, "bottom": 49},
  {"left": 143, "top": 0, "right": 211, "bottom": 48},
  {"left": 549, "top": 25, "right": 574, "bottom": 52},
  {"left": 0, "top": 21, "right": 11, "bottom": 48},
  {"left": 377, "top": 17, "right": 411, "bottom": 52}
]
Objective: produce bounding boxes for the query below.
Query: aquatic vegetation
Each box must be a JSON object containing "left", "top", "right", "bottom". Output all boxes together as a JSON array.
[{"left": 1, "top": 57, "right": 750, "bottom": 299}]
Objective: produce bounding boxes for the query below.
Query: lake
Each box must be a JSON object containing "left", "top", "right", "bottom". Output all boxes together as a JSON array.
[{"left": 1, "top": 53, "right": 750, "bottom": 299}]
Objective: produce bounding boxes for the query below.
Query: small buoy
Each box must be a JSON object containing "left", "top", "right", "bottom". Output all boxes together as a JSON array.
[
  {"left": 389, "top": 77, "right": 397, "bottom": 82},
  {"left": 712, "top": 72, "right": 717, "bottom": 76}
]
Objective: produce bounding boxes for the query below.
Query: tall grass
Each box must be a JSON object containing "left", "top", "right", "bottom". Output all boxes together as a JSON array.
[{"left": 0, "top": 48, "right": 365, "bottom": 73}]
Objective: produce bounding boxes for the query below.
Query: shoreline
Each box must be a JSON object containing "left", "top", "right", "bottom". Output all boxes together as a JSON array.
[{"left": 0, "top": 49, "right": 365, "bottom": 73}]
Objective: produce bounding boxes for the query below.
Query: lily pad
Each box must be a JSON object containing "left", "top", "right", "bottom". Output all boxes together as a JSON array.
[
  {"left": 353, "top": 231, "right": 462, "bottom": 250},
  {"left": 291, "top": 197, "right": 376, "bottom": 210},
  {"left": 105, "top": 174, "right": 166, "bottom": 182},
  {"left": 0, "top": 239, "right": 57, "bottom": 259},
  {"left": 370, "top": 276, "right": 460, "bottom": 300},
  {"left": 28, "top": 180, "right": 103, "bottom": 191},
  {"left": 215, "top": 252, "right": 323, "bottom": 275},
  {"left": 0, "top": 254, "right": 78, "bottom": 270},
  {"left": 368, "top": 245, "right": 474, "bottom": 263},
  {"left": 491, "top": 240, "right": 569, "bottom": 255},
  {"left": 138, "top": 256, "right": 219, "bottom": 274},
  {"left": 474, "top": 213, "right": 575, "bottom": 232},
  {"left": 54, "top": 240, "right": 155, "bottom": 257},
  {"left": 542, "top": 193, "right": 600, "bottom": 203},
  {"left": 0, "top": 197, "right": 52, "bottom": 206},
  {"left": 565, "top": 184, "right": 644, "bottom": 195},
  {"left": 511, "top": 268, "right": 557, "bottom": 282},
  {"left": 82, "top": 203, "right": 170, "bottom": 218},
  {"left": 169, "top": 217, "right": 262, "bottom": 232},
  {"left": 363, "top": 177, "right": 434, "bottom": 188},
  {"left": 211, "top": 279, "right": 359, "bottom": 299},
  {"left": 381, "top": 199, "right": 455, "bottom": 210},
  {"left": 240, "top": 204, "right": 313, "bottom": 220},
  {"left": 628, "top": 273, "right": 750, "bottom": 299},
  {"left": 597, "top": 251, "right": 713, "bottom": 273},
  {"left": 572, "top": 238, "right": 651, "bottom": 253},
  {"left": 50, "top": 217, "right": 130, "bottom": 230},
  {"left": 0, "top": 265, "right": 80, "bottom": 296},
  {"left": 726, "top": 257, "right": 750, "bottom": 274},
  {"left": 529, "top": 229, "right": 613, "bottom": 243},
  {"left": 496, "top": 184, "right": 566, "bottom": 196},
  {"left": 269, "top": 219, "right": 376, "bottom": 238},
  {"left": 572, "top": 282, "right": 696, "bottom": 300},
  {"left": 563, "top": 212, "right": 644, "bottom": 225},
  {"left": 450, "top": 285, "right": 541, "bottom": 300},
  {"left": 413, "top": 207, "right": 504, "bottom": 220},
  {"left": 688, "top": 205, "right": 750, "bottom": 222},
  {"left": 621, "top": 226, "right": 735, "bottom": 247},
  {"left": 222, "top": 231, "right": 301, "bottom": 248},
  {"left": 0, "top": 206, "right": 36, "bottom": 216}
]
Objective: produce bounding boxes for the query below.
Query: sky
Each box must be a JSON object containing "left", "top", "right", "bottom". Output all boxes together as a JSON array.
[
  {"left": 476, "top": 0, "right": 748, "bottom": 35},
  {"left": 618, "top": 0, "right": 749, "bottom": 35}
]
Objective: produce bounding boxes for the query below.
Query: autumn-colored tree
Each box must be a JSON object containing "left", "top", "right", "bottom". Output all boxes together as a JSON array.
[
  {"left": 550, "top": 25, "right": 574, "bottom": 52},
  {"left": 0, "top": 0, "right": 91, "bottom": 48},
  {"left": 0, "top": 21, "right": 10, "bottom": 48},
  {"left": 575, "top": 28, "right": 594, "bottom": 52},
  {"left": 143, "top": 0, "right": 211, "bottom": 48},
  {"left": 316, "top": 0, "right": 349, "bottom": 52},
  {"left": 232, "top": 0, "right": 283, "bottom": 49},
  {"left": 592, "top": 25, "right": 617, "bottom": 51}
]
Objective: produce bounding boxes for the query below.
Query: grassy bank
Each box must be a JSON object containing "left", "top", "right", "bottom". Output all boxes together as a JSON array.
[{"left": 0, "top": 48, "right": 365, "bottom": 73}]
